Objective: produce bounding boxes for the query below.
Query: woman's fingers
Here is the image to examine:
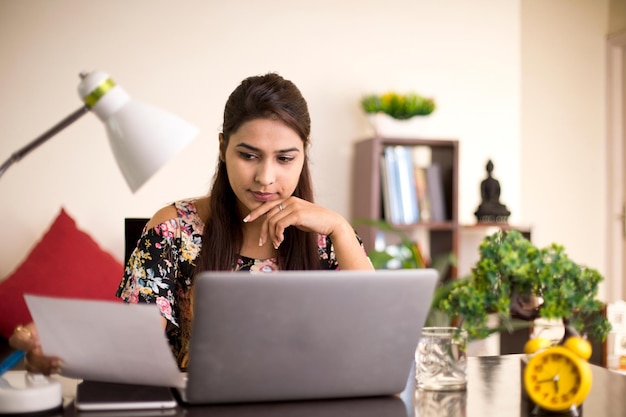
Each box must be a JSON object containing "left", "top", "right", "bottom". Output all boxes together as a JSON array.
[
  {"left": 243, "top": 200, "right": 284, "bottom": 224},
  {"left": 243, "top": 200, "right": 289, "bottom": 248},
  {"left": 244, "top": 197, "right": 340, "bottom": 249},
  {"left": 258, "top": 203, "right": 288, "bottom": 249}
]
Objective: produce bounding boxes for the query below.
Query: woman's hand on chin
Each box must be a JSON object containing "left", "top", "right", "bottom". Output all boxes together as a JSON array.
[{"left": 243, "top": 197, "right": 373, "bottom": 270}]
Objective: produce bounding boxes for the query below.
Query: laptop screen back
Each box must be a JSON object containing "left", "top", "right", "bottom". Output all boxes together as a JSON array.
[{"left": 185, "top": 269, "right": 438, "bottom": 404}]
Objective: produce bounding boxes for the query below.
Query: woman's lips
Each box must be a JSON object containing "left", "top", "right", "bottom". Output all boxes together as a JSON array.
[{"left": 251, "top": 191, "right": 275, "bottom": 202}]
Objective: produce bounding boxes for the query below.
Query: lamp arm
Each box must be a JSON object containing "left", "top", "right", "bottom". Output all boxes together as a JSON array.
[{"left": 0, "top": 105, "right": 90, "bottom": 179}]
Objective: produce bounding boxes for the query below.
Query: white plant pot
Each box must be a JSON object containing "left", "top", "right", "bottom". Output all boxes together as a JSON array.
[{"left": 367, "top": 112, "right": 436, "bottom": 138}]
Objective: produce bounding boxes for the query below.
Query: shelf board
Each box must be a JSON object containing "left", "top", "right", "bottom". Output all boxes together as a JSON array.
[
  {"left": 390, "top": 221, "right": 456, "bottom": 231},
  {"left": 459, "top": 223, "right": 532, "bottom": 234}
]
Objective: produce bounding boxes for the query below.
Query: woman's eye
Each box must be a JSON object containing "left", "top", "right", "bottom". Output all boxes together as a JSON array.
[
  {"left": 240, "top": 152, "right": 258, "bottom": 160},
  {"left": 278, "top": 156, "right": 295, "bottom": 163}
]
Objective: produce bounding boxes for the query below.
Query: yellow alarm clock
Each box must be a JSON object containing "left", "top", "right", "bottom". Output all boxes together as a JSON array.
[{"left": 523, "top": 336, "right": 592, "bottom": 413}]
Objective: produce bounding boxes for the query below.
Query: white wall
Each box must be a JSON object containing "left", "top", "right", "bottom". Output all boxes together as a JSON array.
[
  {"left": 0, "top": 0, "right": 611, "bottom": 299},
  {"left": 521, "top": 0, "right": 609, "bottom": 298}
]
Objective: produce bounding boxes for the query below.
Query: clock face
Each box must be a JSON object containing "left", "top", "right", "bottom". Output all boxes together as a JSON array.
[{"left": 523, "top": 346, "right": 592, "bottom": 412}]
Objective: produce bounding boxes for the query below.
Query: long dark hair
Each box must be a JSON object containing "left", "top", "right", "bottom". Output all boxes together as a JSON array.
[{"left": 196, "top": 73, "right": 321, "bottom": 271}]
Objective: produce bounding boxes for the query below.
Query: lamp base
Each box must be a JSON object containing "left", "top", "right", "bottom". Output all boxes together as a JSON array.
[{"left": 0, "top": 371, "right": 62, "bottom": 414}]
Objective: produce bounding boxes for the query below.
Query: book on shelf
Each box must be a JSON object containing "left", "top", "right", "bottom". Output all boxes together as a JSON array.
[
  {"left": 379, "top": 153, "right": 393, "bottom": 224},
  {"left": 425, "top": 163, "right": 447, "bottom": 222},
  {"left": 392, "top": 145, "right": 419, "bottom": 224},
  {"left": 413, "top": 166, "right": 431, "bottom": 222},
  {"left": 380, "top": 145, "right": 448, "bottom": 225},
  {"left": 381, "top": 147, "right": 402, "bottom": 224}
]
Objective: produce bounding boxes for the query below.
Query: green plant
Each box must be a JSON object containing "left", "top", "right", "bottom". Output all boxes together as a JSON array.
[
  {"left": 361, "top": 92, "right": 436, "bottom": 119},
  {"left": 354, "top": 219, "right": 611, "bottom": 344},
  {"left": 352, "top": 218, "right": 453, "bottom": 272},
  {"left": 437, "top": 230, "right": 611, "bottom": 342}
]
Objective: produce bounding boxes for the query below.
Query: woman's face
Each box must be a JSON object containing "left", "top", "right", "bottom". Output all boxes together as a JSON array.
[{"left": 222, "top": 118, "right": 305, "bottom": 214}]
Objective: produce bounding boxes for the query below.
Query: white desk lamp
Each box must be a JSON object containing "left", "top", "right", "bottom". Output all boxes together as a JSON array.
[
  {"left": 0, "top": 70, "right": 198, "bottom": 413},
  {"left": 0, "top": 70, "right": 199, "bottom": 192}
]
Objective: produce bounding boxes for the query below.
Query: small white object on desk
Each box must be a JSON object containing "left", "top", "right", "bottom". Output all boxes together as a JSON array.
[{"left": 0, "top": 371, "right": 62, "bottom": 414}]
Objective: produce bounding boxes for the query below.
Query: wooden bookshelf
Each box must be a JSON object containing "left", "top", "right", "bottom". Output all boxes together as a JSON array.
[{"left": 351, "top": 137, "right": 459, "bottom": 277}]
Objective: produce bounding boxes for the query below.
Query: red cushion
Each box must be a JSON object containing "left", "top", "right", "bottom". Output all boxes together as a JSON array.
[{"left": 0, "top": 208, "right": 123, "bottom": 339}]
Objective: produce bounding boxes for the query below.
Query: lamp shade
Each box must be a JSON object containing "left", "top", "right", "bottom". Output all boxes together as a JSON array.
[{"left": 78, "top": 71, "right": 199, "bottom": 192}]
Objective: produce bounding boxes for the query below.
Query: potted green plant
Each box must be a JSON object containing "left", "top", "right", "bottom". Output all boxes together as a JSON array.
[
  {"left": 361, "top": 92, "right": 436, "bottom": 119},
  {"left": 437, "top": 230, "right": 611, "bottom": 343}
]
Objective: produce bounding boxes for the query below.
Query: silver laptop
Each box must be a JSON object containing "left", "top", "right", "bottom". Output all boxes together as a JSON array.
[{"left": 181, "top": 268, "right": 438, "bottom": 404}]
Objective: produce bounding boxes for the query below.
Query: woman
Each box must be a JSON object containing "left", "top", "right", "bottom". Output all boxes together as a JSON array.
[{"left": 9, "top": 73, "right": 373, "bottom": 373}]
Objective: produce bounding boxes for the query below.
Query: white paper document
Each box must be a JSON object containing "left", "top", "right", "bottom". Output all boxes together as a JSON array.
[{"left": 24, "top": 294, "right": 186, "bottom": 388}]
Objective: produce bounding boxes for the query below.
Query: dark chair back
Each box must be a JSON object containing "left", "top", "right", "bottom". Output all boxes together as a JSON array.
[{"left": 124, "top": 218, "right": 149, "bottom": 266}]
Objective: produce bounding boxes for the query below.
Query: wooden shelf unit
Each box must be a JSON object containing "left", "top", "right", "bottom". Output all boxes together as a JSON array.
[{"left": 351, "top": 137, "right": 459, "bottom": 277}]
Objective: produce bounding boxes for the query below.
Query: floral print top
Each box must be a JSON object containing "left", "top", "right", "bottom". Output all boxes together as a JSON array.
[{"left": 116, "top": 199, "right": 349, "bottom": 370}]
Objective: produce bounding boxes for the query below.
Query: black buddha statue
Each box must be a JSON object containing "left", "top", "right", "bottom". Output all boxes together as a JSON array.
[{"left": 474, "top": 159, "right": 510, "bottom": 223}]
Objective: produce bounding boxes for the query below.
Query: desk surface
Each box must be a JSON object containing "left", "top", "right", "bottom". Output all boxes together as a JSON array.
[{"left": 47, "top": 355, "right": 626, "bottom": 416}]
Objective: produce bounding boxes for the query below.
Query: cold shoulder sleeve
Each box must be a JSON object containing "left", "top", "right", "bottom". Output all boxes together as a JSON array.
[{"left": 116, "top": 218, "right": 182, "bottom": 325}]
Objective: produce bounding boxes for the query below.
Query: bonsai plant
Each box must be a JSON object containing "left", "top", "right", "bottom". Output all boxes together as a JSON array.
[
  {"left": 437, "top": 230, "right": 611, "bottom": 343},
  {"left": 361, "top": 92, "right": 436, "bottom": 120}
]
